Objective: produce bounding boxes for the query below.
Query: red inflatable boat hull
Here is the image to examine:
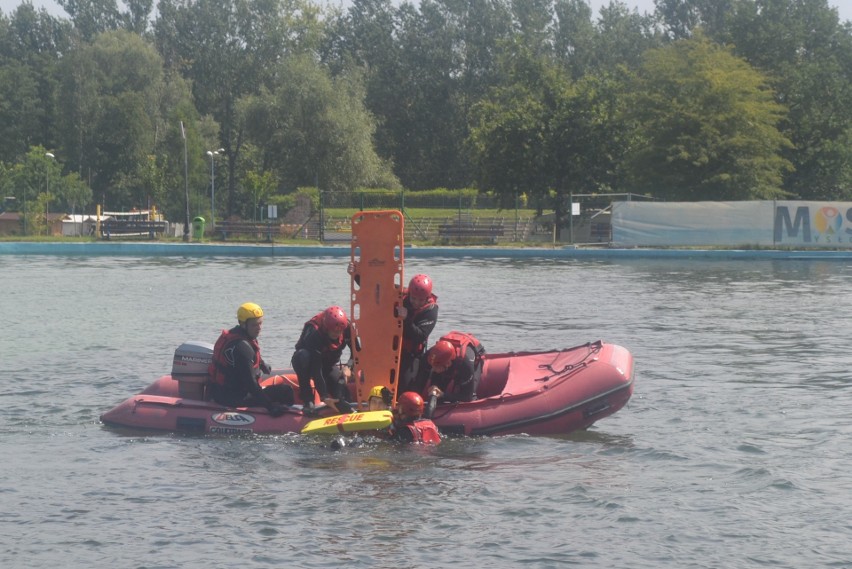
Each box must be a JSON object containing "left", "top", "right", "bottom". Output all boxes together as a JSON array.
[{"left": 100, "top": 340, "right": 633, "bottom": 437}]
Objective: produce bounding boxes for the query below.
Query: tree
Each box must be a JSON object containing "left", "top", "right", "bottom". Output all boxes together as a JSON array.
[
  {"left": 321, "top": 0, "right": 518, "bottom": 190},
  {"left": 654, "top": 0, "right": 740, "bottom": 41},
  {"left": 58, "top": 0, "right": 124, "bottom": 40},
  {"left": 240, "top": 54, "right": 398, "bottom": 196},
  {"left": 468, "top": 82, "right": 549, "bottom": 203},
  {"left": 552, "top": 0, "right": 597, "bottom": 78},
  {"left": 0, "top": 5, "right": 72, "bottom": 160},
  {"left": 725, "top": 0, "right": 852, "bottom": 199},
  {"left": 592, "top": 1, "right": 661, "bottom": 70},
  {"left": 467, "top": 44, "right": 559, "bottom": 229},
  {"left": 389, "top": 0, "right": 470, "bottom": 189},
  {"left": 56, "top": 29, "right": 168, "bottom": 210},
  {"left": 469, "top": 40, "right": 633, "bottom": 237},
  {"left": 548, "top": 69, "right": 633, "bottom": 200},
  {"left": 244, "top": 169, "right": 277, "bottom": 221},
  {"left": 3, "top": 146, "right": 60, "bottom": 235},
  {"left": 61, "top": 170, "right": 94, "bottom": 222},
  {"left": 154, "top": 0, "right": 323, "bottom": 218},
  {"left": 322, "top": 0, "right": 408, "bottom": 181},
  {"left": 623, "top": 35, "right": 793, "bottom": 200}
]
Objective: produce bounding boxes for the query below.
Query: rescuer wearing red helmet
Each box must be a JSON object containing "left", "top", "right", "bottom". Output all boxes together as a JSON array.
[
  {"left": 423, "top": 331, "right": 486, "bottom": 403},
  {"left": 292, "top": 305, "right": 354, "bottom": 415},
  {"left": 397, "top": 273, "right": 439, "bottom": 393},
  {"left": 208, "top": 302, "right": 291, "bottom": 416},
  {"left": 387, "top": 391, "right": 441, "bottom": 444}
]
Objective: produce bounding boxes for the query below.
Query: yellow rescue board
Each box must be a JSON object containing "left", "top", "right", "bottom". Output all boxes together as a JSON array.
[
  {"left": 350, "top": 210, "right": 405, "bottom": 407},
  {"left": 300, "top": 410, "right": 393, "bottom": 435}
]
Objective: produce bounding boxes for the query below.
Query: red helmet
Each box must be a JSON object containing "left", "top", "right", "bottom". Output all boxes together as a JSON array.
[
  {"left": 427, "top": 340, "right": 454, "bottom": 370},
  {"left": 397, "top": 391, "right": 424, "bottom": 418},
  {"left": 322, "top": 305, "right": 348, "bottom": 335},
  {"left": 408, "top": 274, "right": 433, "bottom": 301}
]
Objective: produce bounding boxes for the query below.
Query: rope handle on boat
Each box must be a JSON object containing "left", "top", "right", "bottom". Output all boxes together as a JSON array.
[
  {"left": 535, "top": 341, "right": 600, "bottom": 381},
  {"left": 535, "top": 362, "right": 583, "bottom": 379}
]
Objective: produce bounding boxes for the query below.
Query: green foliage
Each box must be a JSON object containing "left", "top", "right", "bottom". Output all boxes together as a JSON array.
[
  {"left": 56, "top": 30, "right": 170, "bottom": 210},
  {"left": 1, "top": 0, "right": 852, "bottom": 222},
  {"left": 467, "top": 41, "right": 629, "bottom": 234},
  {"left": 723, "top": 0, "right": 852, "bottom": 199},
  {"left": 240, "top": 53, "right": 398, "bottom": 194},
  {"left": 468, "top": 42, "right": 556, "bottom": 208},
  {"left": 0, "top": 145, "right": 90, "bottom": 234},
  {"left": 62, "top": 171, "right": 94, "bottom": 214},
  {"left": 153, "top": 0, "right": 324, "bottom": 218},
  {"left": 623, "top": 35, "right": 794, "bottom": 201},
  {"left": 244, "top": 170, "right": 277, "bottom": 221},
  {"left": 58, "top": 0, "right": 126, "bottom": 40},
  {"left": 0, "top": 5, "right": 69, "bottom": 160}
]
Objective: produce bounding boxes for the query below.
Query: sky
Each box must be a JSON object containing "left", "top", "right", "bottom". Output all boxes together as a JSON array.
[{"left": 0, "top": 0, "right": 849, "bottom": 28}]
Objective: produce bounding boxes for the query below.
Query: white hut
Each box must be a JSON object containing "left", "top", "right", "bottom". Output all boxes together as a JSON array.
[{"left": 61, "top": 214, "right": 103, "bottom": 237}]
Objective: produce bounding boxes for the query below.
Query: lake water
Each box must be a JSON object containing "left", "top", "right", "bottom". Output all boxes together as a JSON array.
[{"left": 2, "top": 253, "right": 851, "bottom": 568}]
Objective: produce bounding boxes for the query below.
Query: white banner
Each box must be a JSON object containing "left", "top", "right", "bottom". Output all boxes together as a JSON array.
[{"left": 612, "top": 200, "right": 852, "bottom": 248}]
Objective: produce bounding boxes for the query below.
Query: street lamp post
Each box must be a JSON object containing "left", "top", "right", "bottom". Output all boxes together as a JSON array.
[
  {"left": 45, "top": 152, "right": 55, "bottom": 236},
  {"left": 180, "top": 121, "right": 189, "bottom": 242},
  {"left": 206, "top": 148, "right": 224, "bottom": 230}
]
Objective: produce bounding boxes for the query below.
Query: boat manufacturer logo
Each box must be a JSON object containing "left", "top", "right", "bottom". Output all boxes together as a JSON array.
[
  {"left": 177, "top": 355, "right": 210, "bottom": 364},
  {"left": 210, "top": 426, "right": 253, "bottom": 435},
  {"left": 212, "top": 412, "right": 256, "bottom": 426}
]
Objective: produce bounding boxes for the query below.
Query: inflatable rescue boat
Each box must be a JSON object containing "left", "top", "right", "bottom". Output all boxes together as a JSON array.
[
  {"left": 100, "top": 210, "right": 634, "bottom": 437},
  {"left": 99, "top": 339, "right": 633, "bottom": 437}
]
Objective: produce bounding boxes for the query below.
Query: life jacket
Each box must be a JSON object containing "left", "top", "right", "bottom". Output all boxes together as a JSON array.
[
  {"left": 439, "top": 331, "right": 485, "bottom": 363},
  {"left": 400, "top": 291, "right": 438, "bottom": 355},
  {"left": 408, "top": 419, "right": 441, "bottom": 444},
  {"left": 429, "top": 331, "right": 485, "bottom": 396},
  {"left": 296, "top": 312, "right": 347, "bottom": 359},
  {"left": 208, "top": 327, "right": 261, "bottom": 386},
  {"left": 391, "top": 418, "right": 441, "bottom": 444}
]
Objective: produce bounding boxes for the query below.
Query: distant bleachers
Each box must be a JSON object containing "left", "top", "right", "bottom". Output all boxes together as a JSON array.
[
  {"left": 216, "top": 221, "right": 281, "bottom": 242},
  {"left": 101, "top": 220, "right": 168, "bottom": 240}
]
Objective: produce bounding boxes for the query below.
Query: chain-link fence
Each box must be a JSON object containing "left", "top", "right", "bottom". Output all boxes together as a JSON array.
[{"left": 210, "top": 190, "right": 653, "bottom": 245}]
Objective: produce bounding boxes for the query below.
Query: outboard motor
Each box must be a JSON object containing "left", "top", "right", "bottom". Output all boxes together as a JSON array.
[{"left": 172, "top": 341, "right": 214, "bottom": 400}]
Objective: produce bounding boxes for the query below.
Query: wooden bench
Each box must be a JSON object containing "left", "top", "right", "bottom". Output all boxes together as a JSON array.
[
  {"left": 438, "top": 223, "right": 504, "bottom": 244},
  {"left": 101, "top": 220, "right": 168, "bottom": 240},
  {"left": 216, "top": 221, "right": 280, "bottom": 242},
  {"left": 590, "top": 223, "right": 610, "bottom": 243}
]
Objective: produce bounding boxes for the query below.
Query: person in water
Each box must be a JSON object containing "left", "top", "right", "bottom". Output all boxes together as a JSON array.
[
  {"left": 292, "top": 305, "right": 354, "bottom": 416},
  {"left": 329, "top": 388, "right": 438, "bottom": 449},
  {"left": 367, "top": 385, "right": 393, "bottom": 411},
  {"left": 421, "top": 331, "right": 485, "bottom": 403},
  {"left": 208, "top": 302, "right": 292, "bottom": 416},
  {"left": 387, "top": 391, "right": 441, "bottom": 444},
  {"left": 397, "top": 274, "right": 439, "bottom": 394}
]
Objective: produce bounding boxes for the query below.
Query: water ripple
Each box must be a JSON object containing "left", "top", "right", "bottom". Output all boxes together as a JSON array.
[{"left": 3, "top": 256, "right": 852, "bottom": 568}]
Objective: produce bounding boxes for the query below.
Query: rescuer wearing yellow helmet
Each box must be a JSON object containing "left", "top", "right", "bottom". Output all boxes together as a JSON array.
[{"left": 207, "top": 302, "right": 292, "bottom": 416}]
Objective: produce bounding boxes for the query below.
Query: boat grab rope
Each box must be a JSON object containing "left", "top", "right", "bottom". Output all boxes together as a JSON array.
[{"left": 535, "top": 341, "right": 602, "bottom": 381}]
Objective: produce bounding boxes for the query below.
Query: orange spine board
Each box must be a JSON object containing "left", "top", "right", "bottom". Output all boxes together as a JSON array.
[{"left": 349, "top": 210, "right": 405, "bottom": 406}]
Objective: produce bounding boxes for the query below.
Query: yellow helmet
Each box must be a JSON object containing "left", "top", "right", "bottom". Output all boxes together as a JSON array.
[
  {"left": 237, "top": 302, "right": 264, "bottom": 323},
  {"left": 368, "top": 385, "right": 390, "bottom": 411}
]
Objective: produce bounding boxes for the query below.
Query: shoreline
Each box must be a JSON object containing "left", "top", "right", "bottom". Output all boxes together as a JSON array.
[{"left": 3, "top": 240, "right": 852, "bottom": 260}]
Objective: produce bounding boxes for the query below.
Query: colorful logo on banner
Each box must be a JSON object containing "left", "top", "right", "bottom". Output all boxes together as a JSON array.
[
  {"left": 813, "top": 207, "right": 843, "bottom": 237},
  {"left": 775, "top": 204, "right": 852, "bottom": 244}
]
